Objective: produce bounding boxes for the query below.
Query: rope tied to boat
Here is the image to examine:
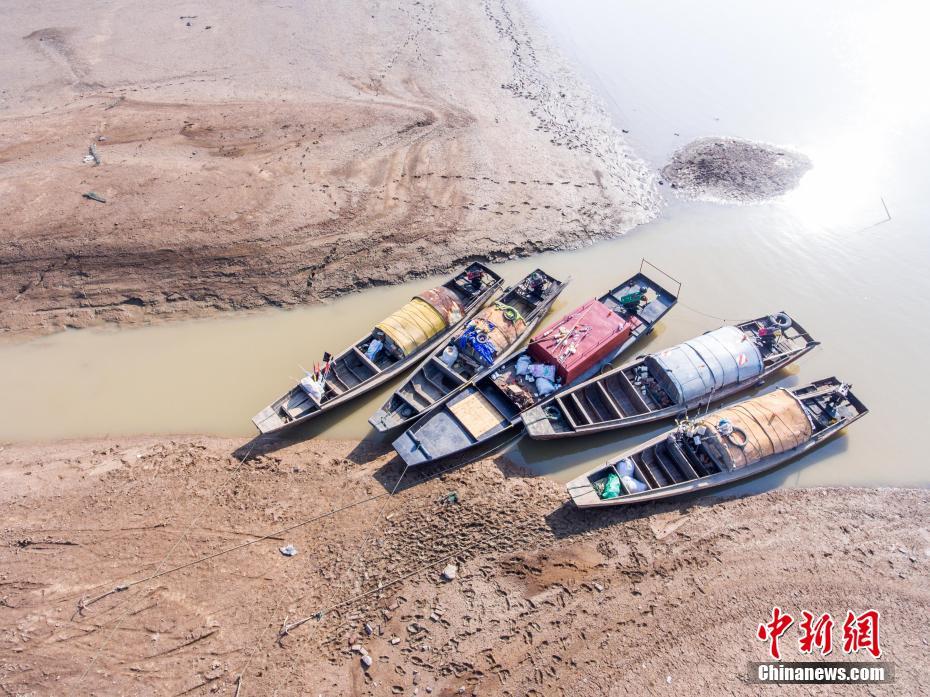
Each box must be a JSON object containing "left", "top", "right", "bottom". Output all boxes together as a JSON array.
[
  {"left": 276, "top": 428, "right": 525, "bottom": 639},
  {"left": 494, "top": 301, "right": 523, "bottom": 323}
]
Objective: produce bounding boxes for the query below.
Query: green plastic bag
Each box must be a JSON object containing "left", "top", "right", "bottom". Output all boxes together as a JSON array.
[{"left": 600, "top": 472, "right": 622, "bottom": 499}]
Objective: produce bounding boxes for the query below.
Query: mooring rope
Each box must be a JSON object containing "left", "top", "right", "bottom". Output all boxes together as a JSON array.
[
  {"left": 75, "top": 434, "right": 272, "bottom": 685},
  {"left": 277, "top": 428, "right": 525, "bottom": 640},
  {"left": 677, "top": 301, "right": 736, "bottom": 324},
  {"left": 279, "top": 431, "right": 528, "bottom": 639}
]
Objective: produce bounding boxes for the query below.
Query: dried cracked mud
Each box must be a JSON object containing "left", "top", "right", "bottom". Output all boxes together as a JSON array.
[{"left": 1, "top": 437, "right": 926, "bottom": 695}]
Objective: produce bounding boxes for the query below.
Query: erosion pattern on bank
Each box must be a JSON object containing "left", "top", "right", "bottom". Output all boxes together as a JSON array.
[
  {"left": 0, "top": 0, "right": 658, "bottom": 337},
  {"left": 661, "top": 137, "right": 812, "bottom": 203}
]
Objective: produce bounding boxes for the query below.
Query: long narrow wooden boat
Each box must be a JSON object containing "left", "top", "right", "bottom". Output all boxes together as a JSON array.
[
  {"left": 566, "top": 377, "right": 867, "bottom": 508},
  {"left": 368, "top": 269, "right": 570, "bottom": 434},
  {"left": 393, "top": 264, "right": 680, "bottom": 466},
  {"left": 522, "top": 312, "right": 818, "bottom": 439},
  {"left": 251, "top": 263, "right": 503, "bottom": 434}
]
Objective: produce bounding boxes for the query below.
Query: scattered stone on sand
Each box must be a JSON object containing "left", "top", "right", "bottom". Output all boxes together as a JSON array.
[
  {"left": 441, "top": 564, "right": 458, "bottom": 581},
  {"left": 361, "top": 655, "right": 373, "bottom": 669},
  {"left": 661, "top": 136, "right": 812, "bottom": 203}
]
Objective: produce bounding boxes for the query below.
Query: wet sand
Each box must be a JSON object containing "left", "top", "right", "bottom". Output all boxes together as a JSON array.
[
  {"left": 1, "top": 436, "right": 926, "bottom": 695},
  {"left": 0, "top": 0, "right": 656, "bottom": 338}
]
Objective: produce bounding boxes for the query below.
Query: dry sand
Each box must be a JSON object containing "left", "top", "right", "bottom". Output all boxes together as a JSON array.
[
  {"left": 1, "top": 436, "right": 926, "bottom": 695},
  {"left": 0, "top": 0, "right": 658, "bottom": 337}
]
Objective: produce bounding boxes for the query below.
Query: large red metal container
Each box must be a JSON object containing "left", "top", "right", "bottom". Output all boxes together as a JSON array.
[{"left": 528, "top": 299, "right": 639, "bottom": 384}]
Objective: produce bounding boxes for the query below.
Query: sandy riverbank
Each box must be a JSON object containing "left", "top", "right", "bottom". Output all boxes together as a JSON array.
[
  {"left": 1, "top": 436, "right": 926, "bottom": 695},
  {"left": 0, "top": 0, "right": 657, "bottom": 338}
]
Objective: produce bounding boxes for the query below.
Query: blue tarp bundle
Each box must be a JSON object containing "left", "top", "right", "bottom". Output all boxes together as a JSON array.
[{"left": 457, "top": 321, "right": 498, "bottom": 365}]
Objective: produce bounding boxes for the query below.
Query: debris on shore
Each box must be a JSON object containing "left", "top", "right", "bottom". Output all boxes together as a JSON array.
[{"left": 662, "top": 136, "right": 812, "bottom": 203}]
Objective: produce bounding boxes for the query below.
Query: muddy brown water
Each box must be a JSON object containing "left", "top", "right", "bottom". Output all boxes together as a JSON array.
[{"left": 1, "top": 0, "right": 927, "bottom": 491}]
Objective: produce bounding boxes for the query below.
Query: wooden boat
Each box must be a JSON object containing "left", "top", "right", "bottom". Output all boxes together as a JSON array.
[
  {"left": 392, "top": 264, "right": 680, "bottom": 466},
  {"left": 523, "top": 312, "right": 818, "bottom": 439},
  {"left": 368, "top": 269, "right": 569, "bottom": 434},
  {"left": 566, "top": 377, "right": 867, "bottom": 508},
  {"left": 251, "top": 263, "right": 503, "bottom": 434}
]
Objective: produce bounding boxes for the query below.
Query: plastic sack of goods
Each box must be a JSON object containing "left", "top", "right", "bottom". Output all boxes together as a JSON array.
[
  {"left": 514, "top": 355, "right": 556, "bottom": 380},
  {"left": 375, "top": 287, "right": 464, "bottom": 358},
  {"left": 512, "top": 354, "right": 559, "bottom": 396},
  {"left": 299, "top": 374, "right": 326, "bottom": 402},
  {"left": 596, "top": 459, "right": 649, "bottom": 499}
]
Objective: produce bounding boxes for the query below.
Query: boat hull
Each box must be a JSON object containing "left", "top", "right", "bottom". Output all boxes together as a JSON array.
[
  {"left": 567, "top": 378, "right": 867, "bottom": 507},
  {"left": 252, "top": 264, "right": 503, "bottom": 435},
  {"left": 524, "top": 314, "right": 818, "bottom": 439},
  {"left": 368, "top": 273, "right": 569, "bottom": 435}
]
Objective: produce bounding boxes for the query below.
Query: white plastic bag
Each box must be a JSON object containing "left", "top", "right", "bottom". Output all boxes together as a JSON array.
[
  {"left": 621, "top": 475, "right": 648, "bottom": 494},
  {"left": 614, "top": 458, "right": 635, "bottom": 478},
  {"left": 535, "top": 376, "right": 556, "bottom": 396},
  {"left": 300, "top": 375, "right": 325, "bottom": 402}
]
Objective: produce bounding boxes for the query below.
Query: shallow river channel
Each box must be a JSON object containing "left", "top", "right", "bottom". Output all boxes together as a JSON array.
[{"left": 1, "top": 0, "right": 927, "bottom": 491}]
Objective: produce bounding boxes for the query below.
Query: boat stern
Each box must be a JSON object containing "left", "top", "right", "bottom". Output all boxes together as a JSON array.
[
  {"left": 565, "top": 471, "right": 611, "bottom": 508},
  {"left": 368, "top": 406, "right": 402, "bottom": 434},
  {"left": 392, "top": 401, "right": 482, "bottom": 467},
  {"left": 392, "top": 430, "right": 433, "bottom": 466},
  {"left": 521, "top": 404, "right": 557, "bottom": 438},
  {"left": 252, "top": 405, "right": 286, "bottom": 434}
]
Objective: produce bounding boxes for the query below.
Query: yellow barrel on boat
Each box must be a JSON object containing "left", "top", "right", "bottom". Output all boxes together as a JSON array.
[{"left": 376, "top": 286, "right": 464, "bottom": 357}]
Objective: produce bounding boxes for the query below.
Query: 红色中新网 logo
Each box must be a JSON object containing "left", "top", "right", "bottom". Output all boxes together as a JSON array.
[
  {"left": 757, "top": 607, "right": 881, "bottom": 659},
  {"left": 751, "top": 607, "right": 890, "bottom": 685}
]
